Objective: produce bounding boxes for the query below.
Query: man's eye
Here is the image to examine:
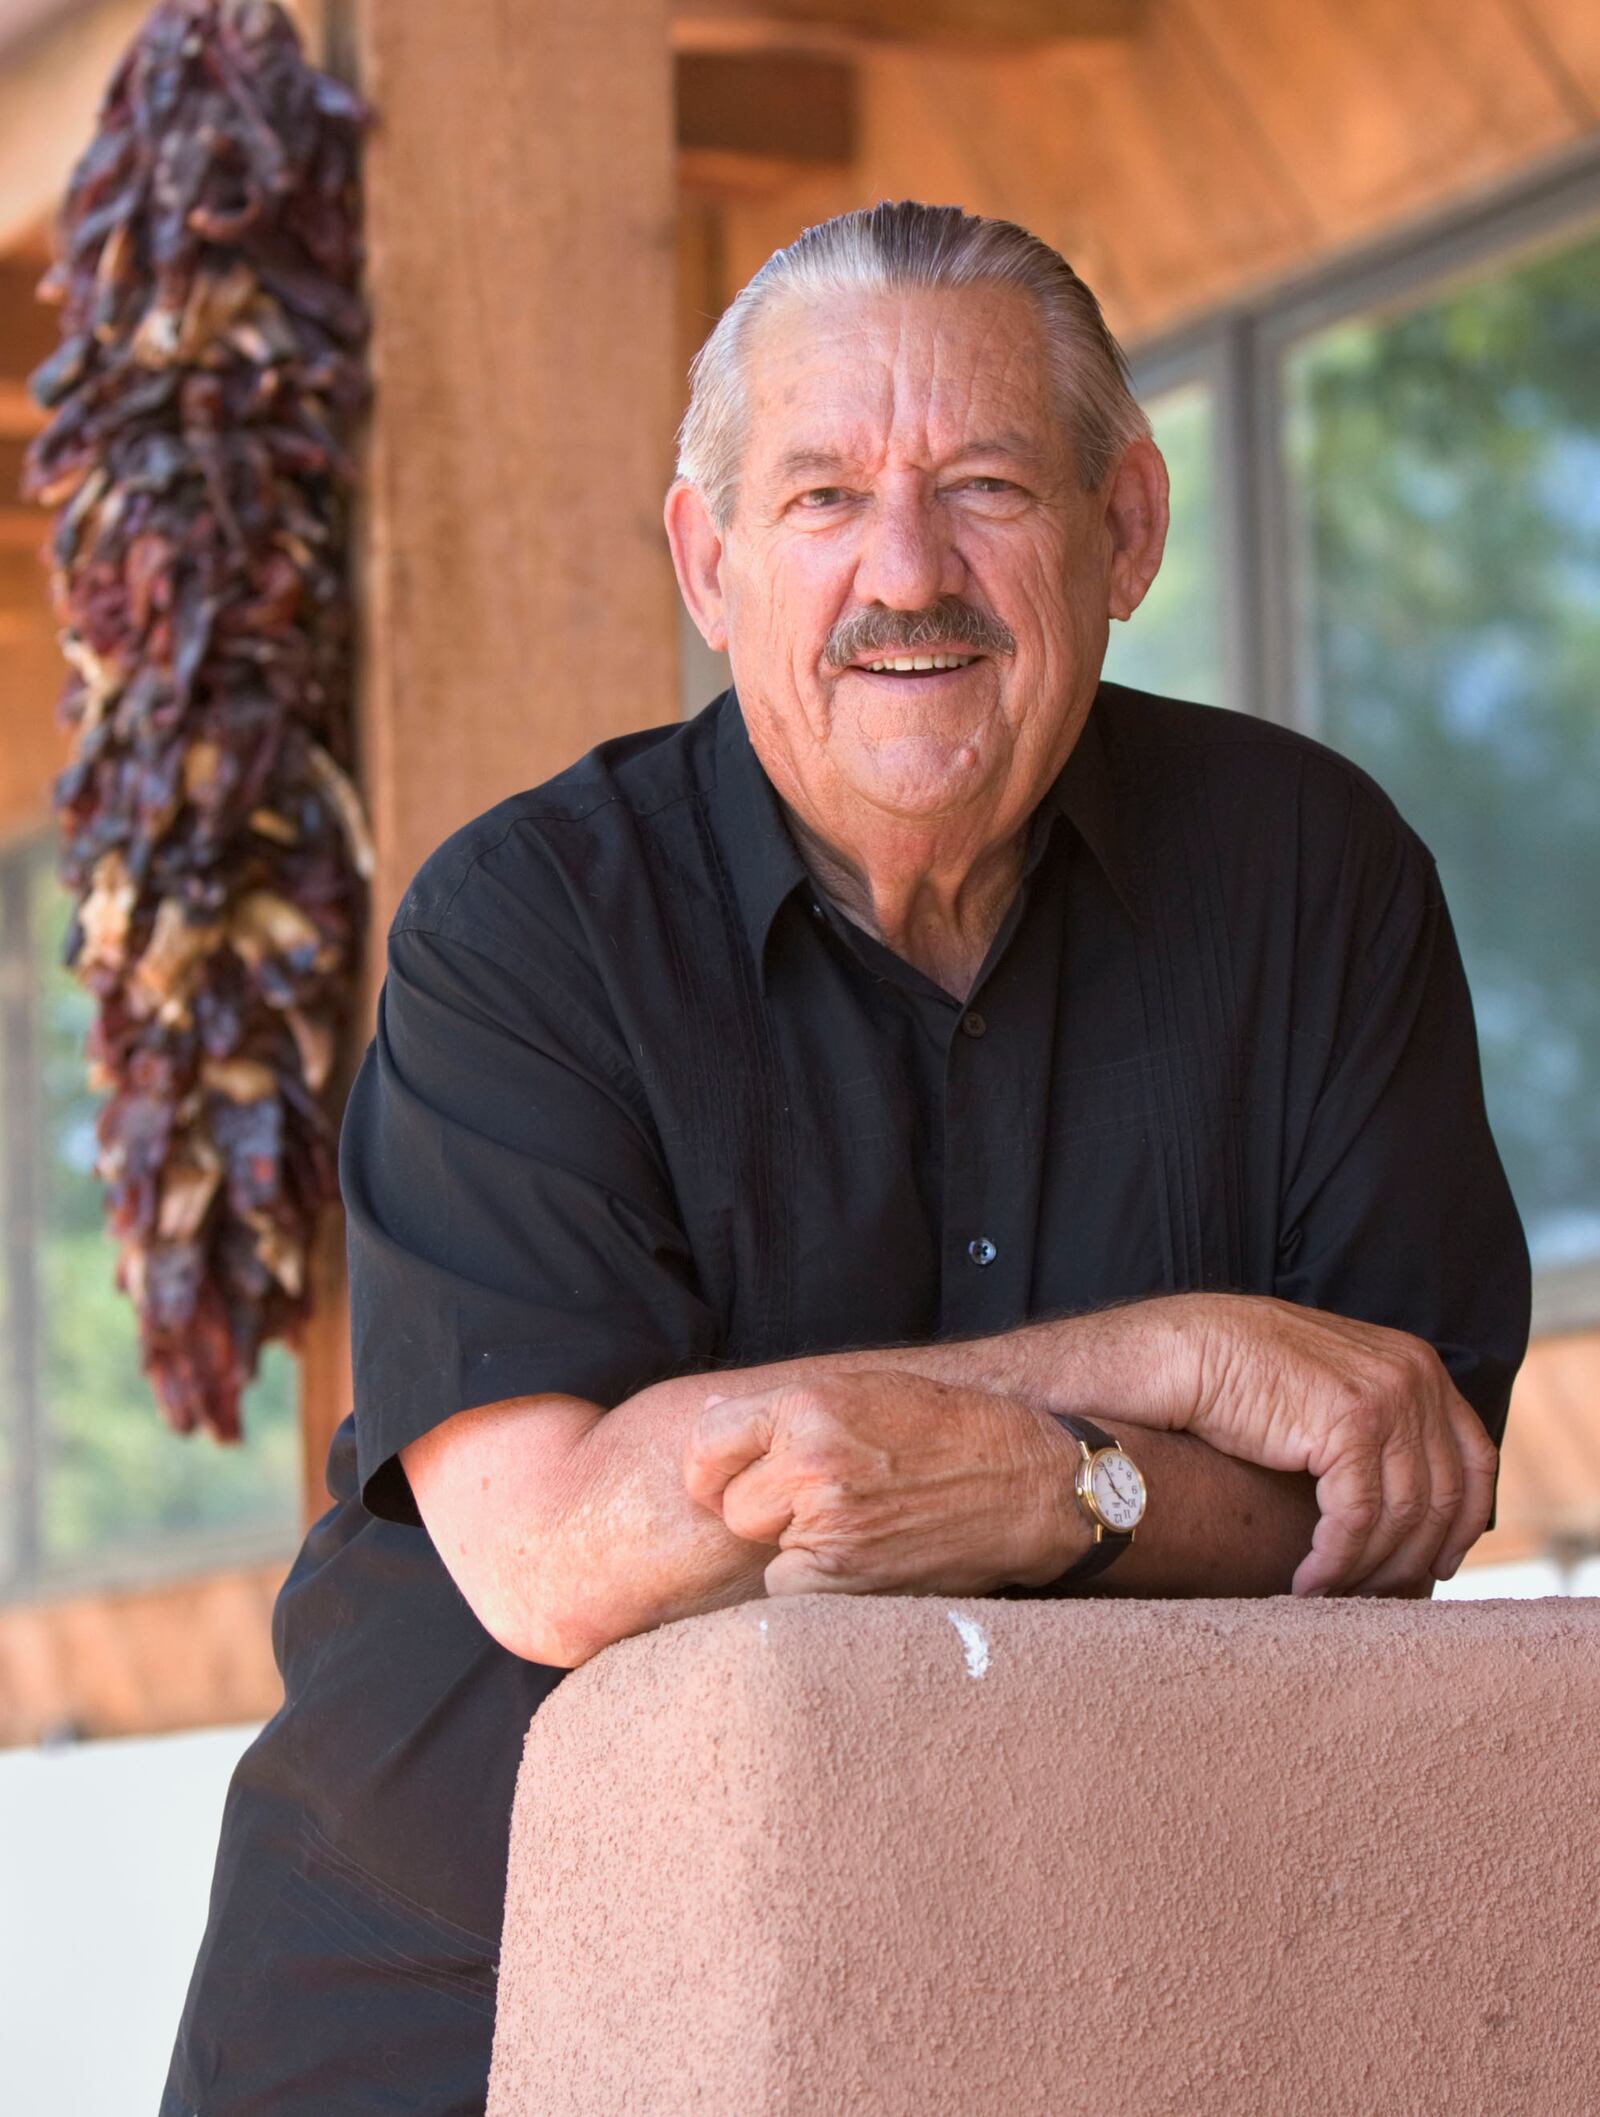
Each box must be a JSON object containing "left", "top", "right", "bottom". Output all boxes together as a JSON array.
[
  {"left": 964, "top": 477, "right": 1015, "bottom": 493},
  {"left": 797, "top": 487, "right": 848, "bottom": 507}
]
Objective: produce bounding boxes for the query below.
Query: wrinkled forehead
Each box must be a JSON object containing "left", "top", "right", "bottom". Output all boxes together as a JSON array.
[{"left": 739, "top": 281, "right": 1065, "bottom": 482}]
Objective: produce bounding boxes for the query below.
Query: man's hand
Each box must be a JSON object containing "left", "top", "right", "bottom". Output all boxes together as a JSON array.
[
  {"left": 1157, "top": 1294, "right": 1498, "bottom": 1597},
  {"left": 682, "top": 1369, "right": 1081, "bottom": 1598}
]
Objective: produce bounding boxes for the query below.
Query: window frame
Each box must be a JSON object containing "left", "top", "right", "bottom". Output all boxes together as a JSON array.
[
  {"left": 1119, "top": 140, "right": 1600, "bottom": 1334},
  {"left": 0, "top": 829, "right": 45, "bottom": 1593}
]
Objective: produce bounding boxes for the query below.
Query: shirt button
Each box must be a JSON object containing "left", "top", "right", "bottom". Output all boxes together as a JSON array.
[
  {"left": 960, "top": 1010, "right": 987, "bottom": 1039},
  {"left": 967, "top": 1236, "right": 998, "bottom": 1267},
  {"left": 810, "top": 900, "right": 824, "bottom": 920}
]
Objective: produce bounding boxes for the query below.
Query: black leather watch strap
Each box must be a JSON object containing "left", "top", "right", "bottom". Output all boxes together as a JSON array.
[
  {"left": 1054, "top": 1411, "right": 1121, "bottom": 1455},
  {"left": 1052, "top": 1412, "right": 1135, "bottom": 1572},
  {"left": 997, "top": 1412, "right": 1133, "bottom": 1598}
]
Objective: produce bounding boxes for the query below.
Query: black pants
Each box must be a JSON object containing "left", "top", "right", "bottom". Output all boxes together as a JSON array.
[
  {"left": 160, "top": 1417, "right": 566, "bottom": 2113},
  {"left": 159, "top": 1749, "right": 499, "bottom": 2114}
]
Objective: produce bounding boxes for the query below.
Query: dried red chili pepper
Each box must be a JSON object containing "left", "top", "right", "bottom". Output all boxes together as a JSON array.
[{"left": 21, "top": 0, "right": 372, "bottom": 1442}]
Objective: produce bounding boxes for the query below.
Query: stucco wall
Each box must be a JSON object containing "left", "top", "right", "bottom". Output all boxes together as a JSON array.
[{"left": 489, "top": 1595, "right": 1600, "bottom": 2116}]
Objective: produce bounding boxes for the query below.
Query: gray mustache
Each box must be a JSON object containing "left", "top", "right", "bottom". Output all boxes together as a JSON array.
[{"left": 826, "top": 600, "right": 1017, "bottom": 666}]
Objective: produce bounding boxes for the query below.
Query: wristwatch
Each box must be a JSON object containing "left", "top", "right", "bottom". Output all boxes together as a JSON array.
[{"left": 1004, "top": 1413, "right": 1147, "bottom": 1594}]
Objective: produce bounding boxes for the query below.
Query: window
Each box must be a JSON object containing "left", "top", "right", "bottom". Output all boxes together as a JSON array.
[
  {"left": 1106, "top": 156, "right": 1600, "bottom": 1328},
  {"left": 1279, "top": 228, "right": 1600, "bottom": 1290},
  {"left": 1101, "top": 377, "right": 1226, "bottom": 708},
  {"left": 0, "top": 833, "right": 299, "bottom": 1599}
]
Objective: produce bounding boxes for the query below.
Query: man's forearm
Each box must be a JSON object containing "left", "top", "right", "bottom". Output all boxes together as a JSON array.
[
  {"left": 535, "top": 1300, "right": 1261, "bottom": 1662},
  {"left": 547, "top": 1309, "right": 1161, "bottom": 1650},
  {"left": 867, "top": 1307, "right": 1324, "bottom": 1592},
  {"left": 828, "top": 1297, "right": 1199, "bottom": 1426},
  {"left": 1008, "top": 1425, "right": 1320, "bottom": 1599}
]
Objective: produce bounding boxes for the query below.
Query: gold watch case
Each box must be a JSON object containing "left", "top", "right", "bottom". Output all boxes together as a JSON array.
[{"left": 1072, "top": 1443, "right": 1147, "bottom": 1542}]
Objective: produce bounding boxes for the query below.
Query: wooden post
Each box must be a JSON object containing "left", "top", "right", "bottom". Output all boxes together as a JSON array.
[{"left": 296, "top": 0, "right": 682, "bottom": 1517}]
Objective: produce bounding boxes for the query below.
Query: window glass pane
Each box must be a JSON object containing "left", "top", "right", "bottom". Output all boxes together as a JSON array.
[
  {"left": 29, "top": 845, "right": 299, "bottom": 1582},
  {"left": 1101, "top": 378, "right": 1227, "bottom": 708},
  {"left": 1282, "top": 223, "right": 1600, "bottom": 1274}
]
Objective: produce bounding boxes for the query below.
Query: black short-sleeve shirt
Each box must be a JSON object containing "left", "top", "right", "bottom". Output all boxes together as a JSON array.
[{"left": 163, "top": 680, "right": 1530, "bottom": 2115}]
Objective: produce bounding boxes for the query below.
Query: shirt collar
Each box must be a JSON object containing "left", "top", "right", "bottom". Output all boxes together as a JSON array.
[
  {"left": 712, "top": 686, "right": 814, "bottom": 986},
  {"left": 711, "top": 681, "right": 1137, "bottom": 993}
]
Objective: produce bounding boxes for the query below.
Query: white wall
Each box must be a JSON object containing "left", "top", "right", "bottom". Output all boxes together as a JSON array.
[
  {"left": 0, "top": 1720, "right": 261, "bottom": 2117},
  {"left": 1437, "top": 1554, "right": 1600, "bottom": 1597}
]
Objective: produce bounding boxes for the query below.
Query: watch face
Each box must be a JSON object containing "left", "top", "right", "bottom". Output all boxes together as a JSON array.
[{"left": 1089, "top": 1449, "right": 1146, "bottom": 1532}]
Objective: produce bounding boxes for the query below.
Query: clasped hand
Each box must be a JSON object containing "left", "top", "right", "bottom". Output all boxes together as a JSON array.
[
  {"left": 1170, "top": 1293, "right": 1498, "bottom": 1595},
  {"left": 682, "top": 1370, "right": 1076, "bottom": 1600},
  {"left": 682, "top": 1295, "right": 1499, "bottom": 1599}
]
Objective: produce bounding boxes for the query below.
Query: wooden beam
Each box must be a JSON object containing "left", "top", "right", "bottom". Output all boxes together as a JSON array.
[
  {"left": 678, "top": 146, "right": 843, "bottom": 203},
  {"left": 0, "top": 548, "right": 64, "bottom": 840},
  {"left": 1, "top": 268, "right": 58, "bottom": 556},
  {"left": 678, "top": 49, "right": 854, "bottom": 163},
  {"left": 0, "top": 1559, "right": 288, "bottom": 1744},
  {"left": 292, "top": 0, "right": 683, "bottom": 1516},
  {"left": 678, "top": 48, "right": 856, "bottom": 196},
  {"left": 0, "top": 550, "right": 48, "bottom": 630},
  {"left": 0, "top": 257, "right": 60, "bottom": 384},
  {"left": 0, "top": 431, "right": 50, "bottom": 554},
  {"left": 0, "top": 375, "right": 46, "bottom": 439},
  {"left": 673, "top": 0, "right": 1140, "bottom": 47},
  {"left": 0, "top": 544, "right": 48, "bottom": 600},
  {"left": 0, "top": 432, "right": 32, "bottom": 500},
  {"left": 0, "top": 511, "right": 48, "bottom": 550},
  {"left": 349, "top": 0, "right": 681, "bottom": 1003}
]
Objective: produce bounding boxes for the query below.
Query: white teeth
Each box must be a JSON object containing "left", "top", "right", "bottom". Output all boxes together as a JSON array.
[{"left": 862, "top": 653, "right": 978, "bottom": 672}]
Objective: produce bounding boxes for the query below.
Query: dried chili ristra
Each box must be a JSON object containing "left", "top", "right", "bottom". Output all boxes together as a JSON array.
[{"left": 21, "top": 0, "right": 373, "bottom": 1442}]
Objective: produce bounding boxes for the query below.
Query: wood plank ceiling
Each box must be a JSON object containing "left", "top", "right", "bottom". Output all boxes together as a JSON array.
[
  {"left": 6, "top": 0, "right": 1598, "bottom": 636},
  {"left": 683, "top": 0, "right": 1599, "bottom": 342}
]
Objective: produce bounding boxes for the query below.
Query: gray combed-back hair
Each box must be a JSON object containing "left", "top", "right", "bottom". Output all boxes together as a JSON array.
[{"left": 674, "top": 199, "right": 1150, "bottom": 529}]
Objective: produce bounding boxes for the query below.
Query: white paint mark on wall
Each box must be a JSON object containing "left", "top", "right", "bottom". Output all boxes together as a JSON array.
[{"left": 945, "top": 1608, "right": 990, "bottom": 1679}]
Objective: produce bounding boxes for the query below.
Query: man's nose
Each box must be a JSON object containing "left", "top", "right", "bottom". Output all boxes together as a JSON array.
[{"left": 850, "top": 480, "right": 964, "bottom": 611}]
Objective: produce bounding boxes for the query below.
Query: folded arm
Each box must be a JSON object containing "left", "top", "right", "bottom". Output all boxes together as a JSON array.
[{"left": 402, "top": 1289, "right": 1489, "bottom": 1667}]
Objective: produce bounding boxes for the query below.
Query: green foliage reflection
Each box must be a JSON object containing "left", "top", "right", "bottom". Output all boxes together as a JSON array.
[
  {"left": 1285, "top": 227, "right": 1600, "bottom": 1270},
  {"left": 1102, "top": 381, "right": 1226, "bottom": 709},
  {"left": 26, "top": 848, "right": 299, "bottom": 1584}
]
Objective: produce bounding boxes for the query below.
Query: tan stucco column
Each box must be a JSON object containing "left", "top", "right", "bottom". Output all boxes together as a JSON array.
[{"left": 299, "top": 0, "right": 681, "bottom": 1515}]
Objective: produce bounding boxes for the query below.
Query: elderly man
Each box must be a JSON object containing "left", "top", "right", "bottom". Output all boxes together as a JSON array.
[{"left": 162, "top": 201, "right": 1528, "bottom": 2114}]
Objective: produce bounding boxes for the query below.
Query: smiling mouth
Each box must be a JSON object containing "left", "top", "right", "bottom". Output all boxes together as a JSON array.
[{"left": 847, "top": 652, "right": 984, "bottom": 678}]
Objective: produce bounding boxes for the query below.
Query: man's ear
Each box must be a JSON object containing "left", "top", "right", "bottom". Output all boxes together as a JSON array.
[
  {"left": 664, "top": 478, "right": 729, "bottom": 654},
  {"left": 1102, "top": 437, "right": 1170, "bottom": 624}
]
